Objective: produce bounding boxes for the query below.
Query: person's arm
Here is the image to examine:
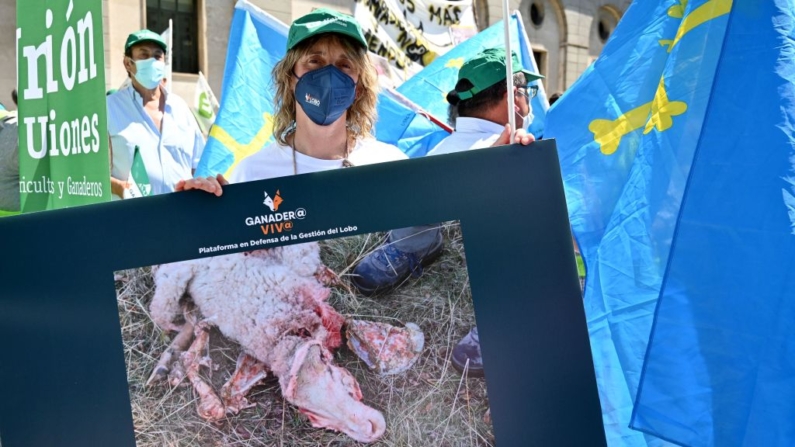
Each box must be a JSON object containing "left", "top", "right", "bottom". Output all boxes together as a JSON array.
[{"left": 108, "top": 137, "right": 131, "bottom": 198}]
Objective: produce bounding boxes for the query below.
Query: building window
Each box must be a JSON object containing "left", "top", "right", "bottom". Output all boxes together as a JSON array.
[
  {"left": 146, "top": 0, "right": 199, "bottom": 73},
  {"left": 533, "top": 49, "right": 547, "bottom": 79},
  {"left": 530, "top": 1, "right": 544, "bottom": 27},
  {"left": 598, "top": 20, "right": 610, "bottom": 42},
  {"left": 596, "top": 6, "right": 620, "bottom": 45}
]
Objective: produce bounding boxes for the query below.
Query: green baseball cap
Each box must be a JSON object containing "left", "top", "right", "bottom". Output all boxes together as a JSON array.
[
  {"left": 455, "top": 48, "right": 544, "bottom": 100},
  {"left": 287, "top": 8, "right": 367, "bottom": 51},
  {"left": 125, "top": 29, "right": 168, "bottom": 53}
]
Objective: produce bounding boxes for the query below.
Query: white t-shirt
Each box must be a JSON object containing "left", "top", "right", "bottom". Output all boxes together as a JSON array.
[
  {"left": 426, "top": 117, "right": 505, "bottom": 156},
  {"left": 229, "top": 138, "right": 407, "bottom": 183}
]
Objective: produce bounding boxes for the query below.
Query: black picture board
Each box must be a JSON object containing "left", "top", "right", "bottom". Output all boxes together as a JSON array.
[{"left": 0, "top": 140, "right": 606, "bottom": 447}]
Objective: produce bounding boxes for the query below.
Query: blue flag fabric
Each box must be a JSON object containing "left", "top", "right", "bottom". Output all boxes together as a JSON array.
[
  {"left": 194, "top": 0, "right": 286, "bottom": 178},
  {"left": 632, "top": 1, "right": 795, "bottom": 446},
  {"left": 374, "top": 88, "right": 450, "bottom": 158},
  {"left": 396, "top": 12, "right": 549, "bottom": 139},
  {"left": 545, "top": 0, "right": 733, "bottom": 445}
]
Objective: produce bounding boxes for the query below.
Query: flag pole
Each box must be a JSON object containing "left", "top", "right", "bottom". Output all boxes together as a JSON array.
[
  {"left": 502, "top": 0, "right": 516, "bottom": 141},
  {"left": 167, "top": 19, "right": 174, "bottom": 87},
  {"left": 384, "top": 88, "right": 454, "bottom": 133}
]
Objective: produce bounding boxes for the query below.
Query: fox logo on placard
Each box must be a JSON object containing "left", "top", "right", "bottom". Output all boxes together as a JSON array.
[
  {"left": 246, "top": 190, "right": 306, "bottom": 236},
  {"left": 263, "top": 190, "right": 283, "bottom": 212},
  {"left": 305, "top": 93, "right": 321, "bottom": 107}
]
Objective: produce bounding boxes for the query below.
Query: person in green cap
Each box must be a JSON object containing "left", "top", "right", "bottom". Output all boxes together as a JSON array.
[
  {"left": 107, "top": 29, "right": 205, "bottom": 199},
  {"left": 175, "top": 8, "right": 413, "bottom": 441},
  {"left": 349, "top": 49, "right": 539, "bottom": 294},
  {"left": 351, "top": 47, "right": 543, "bottom": 378},
  {"left": 436, "top": 47, "right": 543, "bottom": 377},
  {"left": 429, "top": 47, "right": 544, "bottom": 155},
  {"left": 176, "top": 8, "right": 405, "bottom": 192}
]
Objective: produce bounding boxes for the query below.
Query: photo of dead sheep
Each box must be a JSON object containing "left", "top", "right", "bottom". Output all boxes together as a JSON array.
[{"left": 115, "top": 221, "right": 494, "bottom": 446}]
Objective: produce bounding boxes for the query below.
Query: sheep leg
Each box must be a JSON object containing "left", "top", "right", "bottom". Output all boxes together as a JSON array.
[
  {"left": 182, "top": 322, "right": 225, "bottom": 422},
  {"left": 146, "top": 320, "right": 195, "bottom": 387},
  {"left": 220, "top": 352, "right": 268, "bottom": 414},
  {"left": 315, "top": 266, "right": 352, "bottom": 293}
]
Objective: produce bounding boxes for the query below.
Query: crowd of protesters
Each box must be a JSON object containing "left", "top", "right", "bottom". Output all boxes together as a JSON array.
[{"left": 1, "top": 8, "right": 552, "bottom": 378}]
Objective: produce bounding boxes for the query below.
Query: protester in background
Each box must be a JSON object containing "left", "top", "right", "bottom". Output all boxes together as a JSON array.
[
  {"left": 428, "top": 48, "right": 542, "bottom": 155},
  {"left": 176, "top": 9, "right": 405, "bottom": 189},
  {"left": 0, "top": 89, "right": 19, "bottom": 214},
  {"left": 549, "top": 91, "right": 563, "bottom": 106},
  {"left": 427, "top": 48, "right": 543, "bottom": 378},
  {"left": 351, "top": 49, "right": 540, "bottom": 276},
  {"left": 349, "top": 49, "right": 539, "bottom": 298},
  {"left": 349, "top": 48, "right": 540, "bottom": 377},
  {"left": 107, "top": 30, "right": 205, "bottom": 199},
  {"left": 435, "top": 49, "right": 543, "bottom": 378}
]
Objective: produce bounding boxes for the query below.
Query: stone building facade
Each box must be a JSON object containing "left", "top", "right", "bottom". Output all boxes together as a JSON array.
[{"left": 0, "top": 0, "right": 629, "bottom": 110}]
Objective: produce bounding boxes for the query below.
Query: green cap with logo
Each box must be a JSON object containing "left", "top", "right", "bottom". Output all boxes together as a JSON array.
[
  {"left": 125, "top": 29, "right": 168, "bottom": 53},
  {"left": 287, "top": 8, "right": 367, "bottom": 51},
  {"left": 455, "top": 48, "right": 544, "bottom": 100}
]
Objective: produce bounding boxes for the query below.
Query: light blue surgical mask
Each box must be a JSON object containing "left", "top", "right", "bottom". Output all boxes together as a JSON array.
[
  {"left": 516, "top": 108, "right": 534, "bottom": 132},
  {"left": 132, "top": 57, "right": 166, "bottom": 90}
]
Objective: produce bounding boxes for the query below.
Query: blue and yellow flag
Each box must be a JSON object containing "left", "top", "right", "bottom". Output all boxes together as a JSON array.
[
  {"left": 396, "top": 12, "right": 549, "bottom": 139},
  {"left": 545, "top": 0, "right": 733, "bottom": 445},
  {"left": 633, "top": 1, "right": 795, "bottom": 446},
  {"left": 194, "top": 0, "right": 285, "bottom": 178},
  {"left": 375, "top": 88, "right": 450, "bottom": 158}
]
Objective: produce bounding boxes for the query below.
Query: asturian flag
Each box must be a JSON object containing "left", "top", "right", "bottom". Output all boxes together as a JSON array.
[{"left": 545, "top": 0, "right": 795, "bottom": 446}]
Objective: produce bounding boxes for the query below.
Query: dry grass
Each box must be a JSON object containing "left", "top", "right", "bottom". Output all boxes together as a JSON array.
[{"left": 115, "top": 221, "right": 493, "bottom": 447}]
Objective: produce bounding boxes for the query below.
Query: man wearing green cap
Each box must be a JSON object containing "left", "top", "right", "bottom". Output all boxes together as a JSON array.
[
  {"left": 435, "top": 47, "right": 543, "bottom": 376},
  {"left": 429, "top": 47, "right": 544, "bottom": 155},
  {"left": 353, "top": 47, "right": 543, "bottom": 378},
  {"left": 107, "top": 29, "right": 205, "bottom": 199}
]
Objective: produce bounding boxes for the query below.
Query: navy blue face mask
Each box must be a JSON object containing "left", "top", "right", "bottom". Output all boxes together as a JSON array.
[{"left": 294, "top": 65, "right": 357, "bottom": 126}]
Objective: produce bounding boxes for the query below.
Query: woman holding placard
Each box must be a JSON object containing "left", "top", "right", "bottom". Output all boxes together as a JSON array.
[{"left": 176, "top": 8, "right": 405, "bottom": 192}]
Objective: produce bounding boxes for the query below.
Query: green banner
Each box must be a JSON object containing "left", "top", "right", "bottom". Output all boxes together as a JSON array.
[{"left": 16, "top": 0, "right": 110, "bottom": 212}]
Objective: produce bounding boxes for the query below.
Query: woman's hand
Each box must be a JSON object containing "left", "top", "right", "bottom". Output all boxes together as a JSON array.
[
  {"left": 491, "top": 125, "right": 536, "bottom": 147},
  {"left": 175, "top": 174, "right": 228, "bottom": 197}
]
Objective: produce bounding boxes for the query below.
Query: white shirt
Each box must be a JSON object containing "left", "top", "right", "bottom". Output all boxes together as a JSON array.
[
  {"left": 107, "top": 85, "right": 205, "bottom": 198},
  {"left": 229, "top": 138, "right": 407, "bottom": 183},
  {"left": 426, "top": 117, "right": 505, "bottom": 156},
  {"left": 0, "top": 111, "right": 19, "bottom": 211}
]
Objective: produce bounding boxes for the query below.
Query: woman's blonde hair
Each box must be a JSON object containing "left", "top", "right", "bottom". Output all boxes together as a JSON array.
[{"left": 271, "top": 33, "right": 378, "bottom": 148}]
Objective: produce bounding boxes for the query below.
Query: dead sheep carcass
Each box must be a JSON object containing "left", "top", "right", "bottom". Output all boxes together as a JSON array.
[{"left": 147, "top": 242, "right": 385, "bottom": 444}]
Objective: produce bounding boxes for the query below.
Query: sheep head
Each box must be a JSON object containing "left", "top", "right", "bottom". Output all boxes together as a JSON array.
[{"left": 282, "top": 341, "right": 386, "bottom": 443}]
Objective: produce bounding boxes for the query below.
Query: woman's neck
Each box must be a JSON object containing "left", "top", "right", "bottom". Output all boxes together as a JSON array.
[{"left": 291, "top": 115, "right": 349, "bottom": 160}]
